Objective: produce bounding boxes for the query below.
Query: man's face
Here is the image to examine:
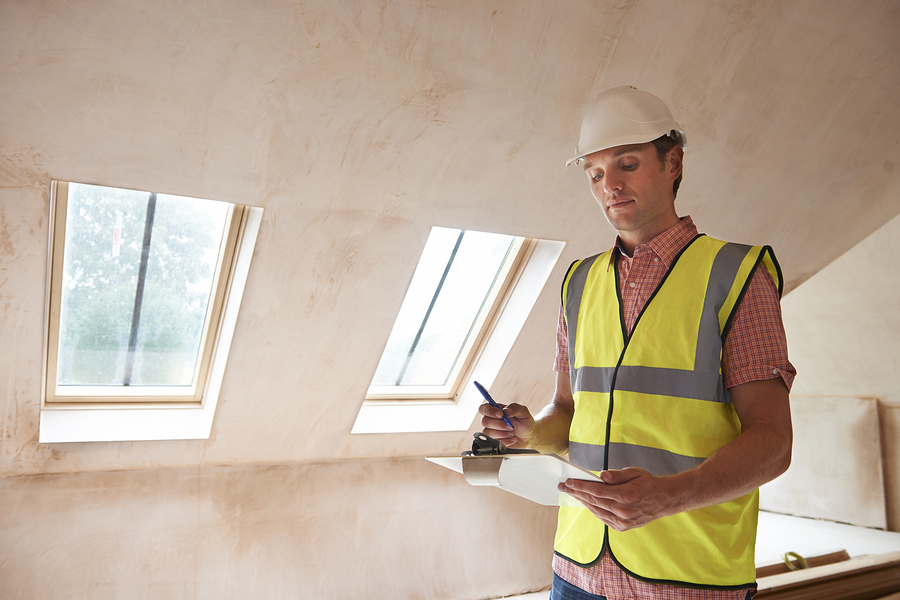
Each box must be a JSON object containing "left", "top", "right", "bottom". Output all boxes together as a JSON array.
[{"left": 581, "top": 142, "right": 683, "bottom": 243}]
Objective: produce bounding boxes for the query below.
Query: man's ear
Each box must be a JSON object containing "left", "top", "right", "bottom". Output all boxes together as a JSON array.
[{"left": 668, "top": 145, "right": 684, "bottom": 178}]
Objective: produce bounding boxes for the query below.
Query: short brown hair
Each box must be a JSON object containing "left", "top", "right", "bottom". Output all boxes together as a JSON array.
[{"left": 651, "top": 134, "right": 683, "bottom": 199}]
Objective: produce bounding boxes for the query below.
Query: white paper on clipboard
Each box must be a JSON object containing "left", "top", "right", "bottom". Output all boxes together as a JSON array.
[{"left": 425, "top": 453, "right": 602, "bottom": 506}]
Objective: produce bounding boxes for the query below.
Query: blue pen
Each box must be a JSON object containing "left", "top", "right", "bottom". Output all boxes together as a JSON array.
[{"left": 474, "top": 381, "right": 514, "bottom": 429}]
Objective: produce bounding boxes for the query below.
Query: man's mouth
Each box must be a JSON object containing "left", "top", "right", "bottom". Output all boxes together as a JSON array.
[{"left": 607, "top": 198, "right": 633, "bottom": 209}]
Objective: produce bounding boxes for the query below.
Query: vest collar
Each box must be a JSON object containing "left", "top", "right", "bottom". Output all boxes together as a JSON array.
[{"left": 608, "top": 215, "right": 699, "bottom": 271}]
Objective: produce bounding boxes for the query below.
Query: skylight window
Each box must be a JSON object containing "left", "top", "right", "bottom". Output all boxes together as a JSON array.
[
  {"left": 43, "top": 181, "right": 247, "bottom": 406},
  {"left": 367, "top": 226, "right": 531, "bottom": 401}
]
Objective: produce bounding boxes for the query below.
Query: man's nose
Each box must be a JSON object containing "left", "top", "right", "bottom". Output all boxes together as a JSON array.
[{"left": 603, "top": 172, "right": 623, "bottom": 194}]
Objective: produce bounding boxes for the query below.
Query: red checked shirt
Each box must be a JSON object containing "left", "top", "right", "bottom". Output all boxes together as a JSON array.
[{"left": 552, "top": 216, "right": 796, "bottom": 600}]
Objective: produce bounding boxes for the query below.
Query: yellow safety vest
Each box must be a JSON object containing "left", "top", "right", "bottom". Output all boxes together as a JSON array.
[{"left": 556, "top": 234, "right": 782, "bottom": 588}]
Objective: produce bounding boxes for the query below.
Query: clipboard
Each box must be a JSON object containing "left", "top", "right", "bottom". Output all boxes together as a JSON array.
[{"left": 426, "top": 433, "right": 602, "bottom": 506}]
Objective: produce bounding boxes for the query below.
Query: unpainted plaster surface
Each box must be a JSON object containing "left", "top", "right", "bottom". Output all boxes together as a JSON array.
[
  {"left": 760, "top": 396, "right": 886, "bottom": 529},
  {"left": 0, "top": 457, "right": 556, "bottom": 599},
  {"left": 782, "top": 213, "right": 900, "bottom": 404},
  {"left": 1, "top": 1, "right": 899, "bottom": 594},
  {"left": 2, "top": 0, "right": 899, "bottom": 478},
  {"left": 881, "top": 403, "right": 900, "bottom": 532},
  {"left": 772, "top": 213, "right": 900, "bottom": 529}
]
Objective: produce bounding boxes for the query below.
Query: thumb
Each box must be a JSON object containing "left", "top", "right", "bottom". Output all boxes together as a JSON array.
[
  {"left": 502, "top": 403, "right": 533, "bottom": 421},
  {"left": 600, "top": 468, "right": 636, "bottom": 484}
]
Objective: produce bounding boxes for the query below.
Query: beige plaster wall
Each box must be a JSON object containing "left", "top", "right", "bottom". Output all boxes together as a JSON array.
[
  {"left": 782, "top": 213, "right": 900, "bottom": 405},
  {"left": 759, "top": 395, "right": 886, "bottom": 529},
  {"left": 0, "top": 457, "right": 557, "bottom": 599},
  {"left": 1, "top": 1, "right": 900, "bottom": 597},
  {"left": 761, "top": 214, "right": 900, "bottom": 529},
  {"left": 881, "top": 403, "right": 900, "bottom": 531},
  {"left": 2, "top": 0, "right": 900, "bottom": 480}
]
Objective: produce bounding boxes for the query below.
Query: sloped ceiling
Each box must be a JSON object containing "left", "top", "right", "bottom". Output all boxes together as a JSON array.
[{"left": 1, "top": 0, "right": 899, "bottom": 475}]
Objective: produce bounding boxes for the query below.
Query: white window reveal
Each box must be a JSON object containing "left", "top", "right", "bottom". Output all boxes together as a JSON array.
[
  {"left": 354, "top": 225, "right": 565, "bottom": 434},
  {"left": 40, "top": 181, "right": 263, "bottom": 442},
  {"left": 367, "top": 227, "right": 527, "bottom": 401}
]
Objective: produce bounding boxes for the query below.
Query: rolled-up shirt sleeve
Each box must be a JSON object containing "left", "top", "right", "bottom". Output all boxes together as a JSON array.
[
  {"left": 554, "top": 303, "right": 569, "bottom": 373},
  {"left": 722, "top": 266, "right": 796, "bottom": 391}
]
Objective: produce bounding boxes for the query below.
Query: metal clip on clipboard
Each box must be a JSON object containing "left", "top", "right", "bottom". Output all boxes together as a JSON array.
[
  {"left": 460, "top": 433, "right": 539, "bottom": 486},
  {"left": 463, "top": 432, "right": 540, "bottom": 456}
]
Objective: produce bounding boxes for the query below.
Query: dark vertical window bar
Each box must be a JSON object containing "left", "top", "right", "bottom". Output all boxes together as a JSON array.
[
  {"left": 394, "top": 230, "right": 466, "bottom": 386},
  {"left": 122, "top": 193, "right": 157, "bottom": 385}
]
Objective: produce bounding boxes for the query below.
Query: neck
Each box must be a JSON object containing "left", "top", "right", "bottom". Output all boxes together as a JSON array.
[{"left": 618, "top": 215, "right": 681, "bottom": 256}]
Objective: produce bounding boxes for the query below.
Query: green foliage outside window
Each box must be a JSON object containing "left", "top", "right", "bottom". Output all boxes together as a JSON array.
[{"left": 57, "top": 183, "right": 228, "bottom": 386}]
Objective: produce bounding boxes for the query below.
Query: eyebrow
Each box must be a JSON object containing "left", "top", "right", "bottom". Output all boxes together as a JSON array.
[
  {"left": 582, "top": 146, "right": 643, "bottom": 170},
  {"left": 614, "top": 146, "right": 642, "bottom": 157}
]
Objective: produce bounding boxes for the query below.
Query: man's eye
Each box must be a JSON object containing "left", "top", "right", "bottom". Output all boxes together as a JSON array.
[
  {"left": 623, "top": 163, "right": 636, "bottom": 170},
  {"left": 592, "top": 173, "right": 603, "bottom": 181}
]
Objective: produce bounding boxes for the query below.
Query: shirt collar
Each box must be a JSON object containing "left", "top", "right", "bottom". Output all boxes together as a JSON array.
[{"left": 606, "top": 216, "right": 699, "bottom": 271}]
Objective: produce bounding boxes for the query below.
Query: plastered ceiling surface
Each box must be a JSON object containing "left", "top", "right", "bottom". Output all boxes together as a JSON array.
[{"left": 2, "top": 0, "right": 900, "bottom": 476}]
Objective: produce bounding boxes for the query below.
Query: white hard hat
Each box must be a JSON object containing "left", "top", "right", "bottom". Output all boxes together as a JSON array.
[{"left": 566, "top": 85, "right": 686, "bottom": 167}]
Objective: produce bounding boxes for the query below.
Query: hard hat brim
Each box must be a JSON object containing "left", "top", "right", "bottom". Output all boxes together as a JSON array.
[{"left": 566, "top": 128, "right": 686, "bottom": 167}]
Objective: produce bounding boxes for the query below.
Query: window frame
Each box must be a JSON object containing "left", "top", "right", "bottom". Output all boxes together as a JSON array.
[
  {"left": 42, "top": 181, "right": 248, "bottom": 407},
  {"left": 365, "top": 230, "right": 537, "bottom": 403},
  {"left": 38, "top": 195, "right": 264, "bottom": 444},
  {"left": 351, "top": 237, "right": 565, "bottom": 434},
  {"left": 38, "top": 180, "right": 263, "bottom": 442}
]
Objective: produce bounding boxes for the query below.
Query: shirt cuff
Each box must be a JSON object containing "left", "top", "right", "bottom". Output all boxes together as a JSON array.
[{"left": 727, "top": 364, "right": 796, "bottom": 392}]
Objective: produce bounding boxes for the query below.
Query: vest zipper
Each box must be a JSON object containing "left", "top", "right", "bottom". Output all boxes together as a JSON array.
[{"left": 601, "top": 235, "right": 704, "bottom": 561}]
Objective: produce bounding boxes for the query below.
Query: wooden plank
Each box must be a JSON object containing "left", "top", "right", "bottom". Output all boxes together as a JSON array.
[
  {"left": 756, "top": 551, "right": 900, "bottom": 600},
  {"left": 756, "top": 549, "right": 851, "bottom": 577}
]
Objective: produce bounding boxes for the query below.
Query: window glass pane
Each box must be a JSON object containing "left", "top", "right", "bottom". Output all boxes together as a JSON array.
[
  {"left": 371, "top": 227, "right": 515, "bottom": 387},
  {"left": 57, "top": 183, "right": 229, "bottom": 387}
]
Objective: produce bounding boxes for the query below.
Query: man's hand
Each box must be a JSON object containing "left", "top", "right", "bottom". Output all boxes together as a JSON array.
[
  {"left": 559, "top": 377, "right": 793, "bottom": 531},
  {"left": 478, "top": 402, "right": 535, "bottom": 449},
  {"left": 558, "top": 468, "right": 678, "bottom": 532},
  {"left": 478, "top": 371, "right": 576, "bottom": 453}
]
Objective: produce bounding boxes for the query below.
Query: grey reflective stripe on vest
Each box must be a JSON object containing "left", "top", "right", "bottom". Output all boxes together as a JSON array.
[
  {"left": 565, "top": 253, "right": 602, "bottom": 379},
  {"left": 691, "top": 242, "right": 755, "bottom": 400},
  {"left": 567, "top": 242, "right": 755, "bottom": 404},
  {"left": 574, "top": 364, "right": 727, "bottom": 403},
  {"left": 569, "top": 441, "right": 706, "bottom": 476}
]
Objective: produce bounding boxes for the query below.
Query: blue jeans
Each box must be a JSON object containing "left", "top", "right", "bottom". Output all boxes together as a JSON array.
[
  {"left": 548, "top": 572, "right": 757, "bottom": 600},
  {"left": 549, "top": 573, "right": 607, "bottom": 600}
]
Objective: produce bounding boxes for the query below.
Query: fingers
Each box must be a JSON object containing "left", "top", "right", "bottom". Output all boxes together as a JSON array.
[
  {"left": 478, "top": 402, "right": 533, "bottom": 448},
  {"left": 478, "top": 408, "right": 515, "bottom": 450},
  {"left": 475, "top": 402, "right": 502, "bottom": 427},
  {"left": 558, "top": 483, "right": 637, "bottom": 531},
  {"left": 557, "top": 468, "right": 663, "bottom": 531},
  {"left": 560, "top": 477, "right": 615, "bottom": 500},
  {"left": 482, "top": 426, "right": 515, "bottom": 441},
  {"left": 599, "top": 468, "right": 641, "bottom": 485},
  {"left": 557, "top": 481, "right": 627, "bottom": 530},
  {"left": 477, "top": 403, "right": 511, "bottom": 426},
  {"left": 478, "top": 401, "right": 532, "bottom": 427},
  {"left": 562, "top": 469, "right": 642, "bottom": 497},
  {"left": 500, "top": 402, "right": 532, "bottom": 420},
  {"left": 584, "top": 504, "right": 631, "bottom": 533},
  {"left": 558, "top": 479, "right": 613, "bottom": 507}
]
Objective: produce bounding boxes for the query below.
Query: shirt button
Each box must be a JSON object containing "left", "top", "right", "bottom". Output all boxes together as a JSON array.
[
  {"left": 654, "top": 258, "right": 659, "bottom": 263},
  {"left": 629, "top": 282, "right": 636, "bottom": 288},
  {"left": 772, "top": 369, "right": 779, "bottom": 375}
]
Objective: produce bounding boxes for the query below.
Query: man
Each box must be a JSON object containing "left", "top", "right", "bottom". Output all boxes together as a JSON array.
[{"left": 479, "top": 85, "right": 795, "bottom": 599}]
